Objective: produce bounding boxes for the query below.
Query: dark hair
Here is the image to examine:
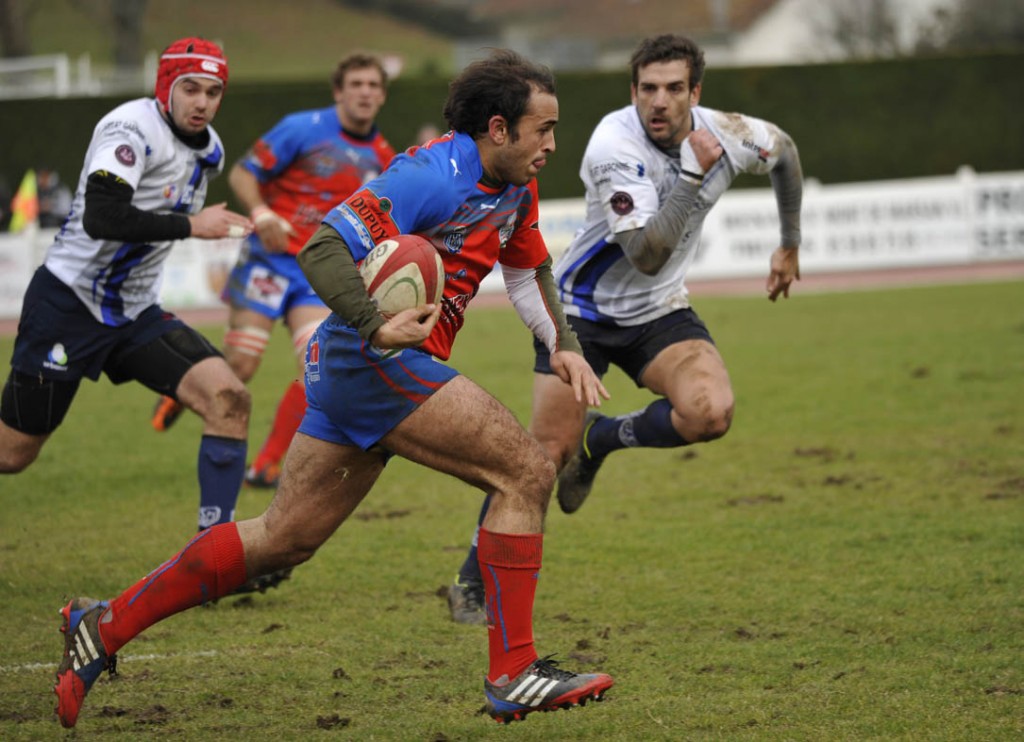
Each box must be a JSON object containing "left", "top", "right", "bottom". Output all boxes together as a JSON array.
[
  {"left": 331, "top": 53, "right": 388, "bottom": 91},
  {"left": 443, "top": 49, "right": 555, "bottom": 140},
  {"left": 630, "top": 34, "right": 705, "bottom": 88}
]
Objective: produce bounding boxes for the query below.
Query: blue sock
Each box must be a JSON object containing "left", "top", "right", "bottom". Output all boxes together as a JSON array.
[
  {"left": 457, "top": 494, "right": 492, "bottom": 585},
  {"left": 586, "top": 399, "right": 688, "bottom": 459},
  {"left": 197, "top": 435, "right": 247, "bottom": 531}
]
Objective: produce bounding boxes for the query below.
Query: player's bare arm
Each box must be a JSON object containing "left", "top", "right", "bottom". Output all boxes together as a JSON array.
[
  {"left": 685, "top": 128, "right": 724, "bottom": 172},
  {"left": 189, "top": 202, "right": 253, "bottom": 239},
  {"left": 371, "top": 305, "right": 441, "bottom": 349},
  {"left": 549, "top": 350, "right": 609, "bottom": 407},
  {"left": 767, "top": 246, "right": 800, "bottom": 301},
  {"left": 227, "top": 163, "right": 292, "bottom": 251}
]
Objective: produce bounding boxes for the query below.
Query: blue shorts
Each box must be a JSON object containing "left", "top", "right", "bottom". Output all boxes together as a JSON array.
[
  {"left": 297, "top": 315, "right": 458, "bottom": 450},
  {"left": 222, "top": 238, "right": 325, "bottom": 321},
  {"left": 534, "top": 308, "right": 715, "bottom": 387}
]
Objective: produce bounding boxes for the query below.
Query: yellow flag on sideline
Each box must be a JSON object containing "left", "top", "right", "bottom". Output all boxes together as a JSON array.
[{"left": 10, "top": 168, "right": 39, "bottom": 232}]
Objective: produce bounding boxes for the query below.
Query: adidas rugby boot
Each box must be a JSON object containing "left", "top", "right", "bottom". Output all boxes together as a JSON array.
[
  {"left": 484, "top": 655, "right": 613, "bottom": 723},
  {"left": 54, "top": 597, "right": 116, "bottom": 728}
]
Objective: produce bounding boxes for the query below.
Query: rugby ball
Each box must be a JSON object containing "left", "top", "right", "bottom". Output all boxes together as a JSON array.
[{"left": 359, "top": 234, "right": 444, "bottom": 315}]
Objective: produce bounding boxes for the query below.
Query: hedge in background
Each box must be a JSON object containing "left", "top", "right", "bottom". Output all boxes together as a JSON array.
[{"left": 2, "top": 52, "right": 1021, "bottom": 204}]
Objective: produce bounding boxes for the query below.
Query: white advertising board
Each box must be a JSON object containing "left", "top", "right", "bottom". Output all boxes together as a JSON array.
[{"left": 1, "top": 169, "right": 1022, "bottom": 319}]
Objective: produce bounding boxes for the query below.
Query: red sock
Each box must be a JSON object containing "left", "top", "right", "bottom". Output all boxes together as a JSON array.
[
  {"left": 477, "top": 528, "right": 543, "bottom": 683},
  {"left": 251, "top": 380, "right": 306, "bottom": 471},
  {"left": 98, "top": 523, "right": 248, "bottom": 654}
]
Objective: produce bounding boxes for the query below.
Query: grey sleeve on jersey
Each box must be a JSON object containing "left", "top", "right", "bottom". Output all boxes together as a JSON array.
[
  {"left": 503, "top": 256, "right": 582, "bottom": 356},
  {"left": 298, "top": 224, "right": 386, "bottom": 341},
  {"left": 770, "top": 130, "right": 803, "bottom": 248},
  {"left": 616, "top": 178, "right": 702, "bottom": 276}
]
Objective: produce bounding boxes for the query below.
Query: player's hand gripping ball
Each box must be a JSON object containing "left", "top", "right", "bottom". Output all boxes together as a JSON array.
[{"left": 359, "top": 234, "right": 444, "bottom": 315}]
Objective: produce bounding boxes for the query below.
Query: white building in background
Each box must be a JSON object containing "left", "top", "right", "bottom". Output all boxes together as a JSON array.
[
  {"left": 456, "top": 0, "right": 963, "bottom": 71},
  {"left": 728, "top": 0, "right": 957, "bottom": 66}
]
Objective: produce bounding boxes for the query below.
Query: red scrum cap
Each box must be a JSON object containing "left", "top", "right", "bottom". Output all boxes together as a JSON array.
[{"left": 154, "top": 37, "right": 228, "bottom": 113}]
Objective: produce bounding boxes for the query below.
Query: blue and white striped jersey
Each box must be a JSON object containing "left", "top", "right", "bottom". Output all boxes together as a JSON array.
[
  {"left": 45, "top": 98, "right": 225, "bottom": 326},
  {"left": 555, "top": 104, "right": 784, "bottom": 326}
]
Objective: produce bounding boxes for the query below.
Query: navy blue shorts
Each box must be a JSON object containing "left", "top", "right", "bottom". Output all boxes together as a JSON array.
[
  {"left": 533, "top": 307, "right": 715, "bottom": 387},
  {"left": 9, "top": 266, "right": 213, "bottom": 384},
  {"left": 298, "top": 316, "right": 457, "bottom": 450},
  {"left": 3, "top": 266, "right": 221, "bottom": 434},
  {"left": 222, "top": 239, "right": 325, "bottom": 321}
]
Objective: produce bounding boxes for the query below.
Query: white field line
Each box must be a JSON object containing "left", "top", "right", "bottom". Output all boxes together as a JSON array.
[{"left": 0, "top": 649, "right": 218, "bottom": 674}]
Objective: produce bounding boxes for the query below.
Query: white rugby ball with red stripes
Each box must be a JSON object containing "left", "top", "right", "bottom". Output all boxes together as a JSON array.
[{"left": 359, "top": 234, "right": 444, "bottom": 315}]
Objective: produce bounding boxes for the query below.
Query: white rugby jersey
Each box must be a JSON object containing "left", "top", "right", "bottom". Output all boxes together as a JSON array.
[
  {"left": 555, "top": 104, "right": 783, "bottom": 326},
  {"left": 45, "top": 98, "right": 225, "bottom": 326}
]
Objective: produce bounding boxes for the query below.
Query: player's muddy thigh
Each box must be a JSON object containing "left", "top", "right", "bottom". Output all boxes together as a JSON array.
[
  {"left": 384, "top": 375, "right": 555, "bottom": 534},
  {"left": 237, "top": 433, "right": 386, "bottom": 575}
]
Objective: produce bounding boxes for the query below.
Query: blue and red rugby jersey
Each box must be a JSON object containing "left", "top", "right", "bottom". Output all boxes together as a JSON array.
[
  {"left": 322, "top": 130, "right": 549, "bottom": 361},
  {"left": 242, "top": 105, "right": 395, "bottom": 256}
]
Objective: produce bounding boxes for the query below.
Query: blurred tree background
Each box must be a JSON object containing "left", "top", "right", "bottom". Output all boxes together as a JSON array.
[{"left": 3, "top": 0, "right": 1023, "bottom": 77}]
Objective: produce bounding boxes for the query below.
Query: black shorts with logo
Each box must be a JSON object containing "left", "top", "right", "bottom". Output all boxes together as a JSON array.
[
  {"left": 2, "top": 265, "right": 221, "bottom": 434},
  {"left": 533, "top": 307, "right": 715, "bottom": 387}
]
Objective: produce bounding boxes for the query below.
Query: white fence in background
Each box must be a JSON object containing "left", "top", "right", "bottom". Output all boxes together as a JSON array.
[
  {"left": 2, "top": 167, "right": 1022, "bottom": 319},
  {"left": 0, "top": 52, "right": 158, "bottom": 99}
]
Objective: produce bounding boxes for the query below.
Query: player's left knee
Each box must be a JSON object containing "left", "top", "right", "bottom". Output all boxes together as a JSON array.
[
  {"left": 211, "top": 384, "right": 251, "bottom": 426},
  {"left": 502, "top": 448, "right": 556, "bottom": 507},
  {"left": 0, "top": 448, "right": 38, "bottom": 474},
  {"left": 692, "top": 398, "right": 734, "bottom": 442}
]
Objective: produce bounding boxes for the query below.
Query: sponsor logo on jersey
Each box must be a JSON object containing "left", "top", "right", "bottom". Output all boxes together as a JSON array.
[
  {"left": 43, "top": 343, "right": 69, "bottom": 372},
  {"left": 306, "top": 338, "right": 321, "bottom": 383},
  {"left": 443, "top": 227, "right": 465, "bottom": 255},
  {"left": 244, "top": 267, "right": 288, "bottom": 310},
  {"left": 163, "top": 184, "right": 177, "bottom": 200},
  {"left": 343, "top": 191, "right": 397, "bottom": 246},
  {"left": 115, "top": 144, "right": 136, "bottom": 167},
  {"left": 610, "top": 191, "right": 634, "bottom": 216},
  {"left": 741, "top": 139, "right": 770, "bottom": 163},
  {"left": 449, "top": 158, "right": 461, "bottom": 177},
  {"left": 590, "top": 161, "right": 635, "bottom": 177}
]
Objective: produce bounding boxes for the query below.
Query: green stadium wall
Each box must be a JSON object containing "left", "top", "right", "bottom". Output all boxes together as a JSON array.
[{"left": 2, "top": 52, "right": 1021, "bottom": 204}]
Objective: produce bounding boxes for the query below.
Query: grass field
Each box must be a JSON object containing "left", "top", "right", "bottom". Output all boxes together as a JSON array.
[{"left": 1, "top": 280, "right": 1022, "bottom": 740}]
